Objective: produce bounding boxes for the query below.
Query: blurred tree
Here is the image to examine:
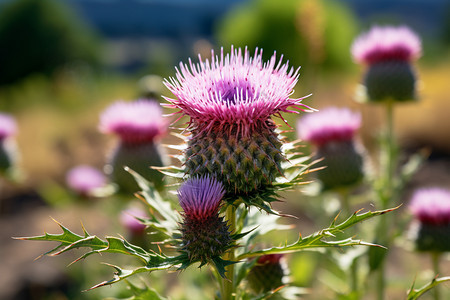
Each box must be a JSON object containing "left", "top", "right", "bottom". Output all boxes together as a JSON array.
[
  {"left": 215, "top": 0, "right": 358, "bottom": 75},
  {"left": 0, "top": 0, "right": 102, "bottom": 86}
]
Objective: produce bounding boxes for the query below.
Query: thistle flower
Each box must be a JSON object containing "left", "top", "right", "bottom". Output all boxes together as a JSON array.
[
  {"left": 409, "top": 187, "right": 450, "bottom": 252},
  {"left": 0, "top": 113, "right": 18, "bottom": 175},
  {"left": 66, "top": 165, "right": 107, "bottom": 198},
  {"left": 164, "top": 46, "right": 312, "bottom": 195},
  {"left": 178, "top": 176, "right": 232, "bottom": 266},
  {"left": 120, "top": 207, "right": 148, "bottom": 235},
  {"left": 99, "top": 99, "right": 168, "bottom": 193},
  {"left": 351, "top": 25, "right": 422, "bottom": 102},
  {"left": 247, "top": 254, "right": 288, "bottom": 294},
  {"left": 298, "top": 107, "right": 365, "bottom": 190}
]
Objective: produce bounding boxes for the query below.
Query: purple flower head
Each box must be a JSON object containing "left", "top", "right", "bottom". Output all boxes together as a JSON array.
[
  {"left": 409, "top": 187, "right": 450, "bottom": 226},
  {"left": 0, "top": 113, "right": 17, "bottom": 140},
  {"left": 178, "top": 176, "right": 225, "bottom": 220},
  {"left": 120, "top": 207, "right": 148, "bottom": 234},
  {"left": 66, "top": 165, "right": 107, "bottom": 196},
  {"left": 351, "top": 25, "right": 421, "bottom": 65},
  {"left": 99, "top": 100, "right": 167, "bottom": 144},
  {"left": 164, "top": 46, "right": 312, "bottom": 136},
  {"left": 297, "top": 107, "right": 361, "bottom": 146}
]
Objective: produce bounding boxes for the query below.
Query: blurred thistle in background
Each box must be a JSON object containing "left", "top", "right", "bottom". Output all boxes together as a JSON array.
[
  {"left": 297, "top": 107, "right": 365, "bottom": 191},
  {"left": 0, "top": 112, "right": 19, "bottom": 179},
  {"left": 65, "top": 164, "right": 107, "bottom": 199},
  {"left": 409, "top": 187, "right": 450, "bottom": 253},
  {"left": 99, "top": 99, "right": 169, "bottom": 194},
  {"left": 352, "top": 25, "right": 422, "bottom": 103}
]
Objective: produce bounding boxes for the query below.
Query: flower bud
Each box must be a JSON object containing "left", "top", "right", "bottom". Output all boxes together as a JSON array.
[
  {"left": 178, "top": 176, "right": 232, "bottom": 265},
  {"left": 0, "top": 113, "right": 18, "bottom": 176},
  {"left": 247, "top": 254, "right": 287, "bottom": 294},
  {"left": 66, "top": 165, "right": 107, "bottom": 198}
]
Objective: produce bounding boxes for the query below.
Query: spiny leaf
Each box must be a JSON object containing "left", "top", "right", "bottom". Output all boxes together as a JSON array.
[
  {"left": 86, "top": 263, "right": 173, "bottom": 290},
  {"left": 126, "top": 167, "right": 180, "bottom": 236},
  {"left": 407, "top": 276, "right": 450, "bottom": 300},
  {"left": 237, "top": 207, "right": 398, "bottom": 260}
]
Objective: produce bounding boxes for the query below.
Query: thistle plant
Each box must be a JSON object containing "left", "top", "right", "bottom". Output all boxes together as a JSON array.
[
  {"left": 352, "top": 25, "right": 422, "bottom": 299},
  {"left": 408, "top": 187, "right": 450, "bottom": 300},
  {"left": 17, "top": 47, "right": 397, "bottom": 299},
  {"left": 99, "top": 99, "right": 169, "bottom": 194}
]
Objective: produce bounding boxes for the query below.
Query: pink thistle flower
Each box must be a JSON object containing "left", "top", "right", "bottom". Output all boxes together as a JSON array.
[
  {"left": 178, "top": 176, "right": 232, "bottom": 265},
  {"left": 351, "top": 25, "right": 422, "bottom": 65},
  {"left": 164, "top": 46, "right": 312, "bottom": 136},
  {"left": 297, "top": 107, "right": 361, "bottom": 146},
  {"left": 409, "top": 188, "right": 450, "bottom": 226},
  {"left": 66, "top": 165, "right": 107, "bottom": 197},
  {"left": 99, "top": 99, "right": 167, "bottom": 145},
  {"left": 0, "top": 113, "right": 17, "bottom": 140},
  {"left": 120, "top": 207, "right": 148, "bottom": 234},
  {"left": 178, "top": 175, "right": 225, "bottom": 219},
  {"left": 247, "top": 254, "right": 288, "bottom": 294}
]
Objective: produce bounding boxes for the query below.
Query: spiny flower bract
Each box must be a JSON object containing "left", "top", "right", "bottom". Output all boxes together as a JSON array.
[{"left": 351, "top": 25, "right": 421, "bottom": 65}]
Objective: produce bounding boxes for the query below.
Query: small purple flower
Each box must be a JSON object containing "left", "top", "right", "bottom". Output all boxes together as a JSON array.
[
  {"left": 178, "top": 176, "right": 231, "bottom": 265},
  {"left": 178, "top": 175, "right": 225, "bottom": 219},
  {"left": 409, "top": 188, "right": 450, "bottom": 226},
  {"left": 99, "top": 99, "right": 167, "bottom": 144},
  {"left": 164, "top": 46, "right": 312, "bottom": 136},
  {"left": 120, "top": 207, "right": 148, "bottom": 234},
  {"left": 297, "top": 107, "right": 361, "bottom": 146},
  {"left": 351, "top": 26, "right": 421, "bottom": 65},
  {"left": 66, "top": 165, "right": 107, "bottom": 197},
  {"left": 0, "top": 113, "right": 17, "bottom": 140}
]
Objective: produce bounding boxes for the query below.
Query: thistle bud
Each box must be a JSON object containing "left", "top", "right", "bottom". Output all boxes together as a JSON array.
[
  {"left": 351, "top": 26, "right": 421, "bottom": 102},
  {"left": 178, "top": 176, "right": 232, "bottom": 265},
  {"left": 298, "top": 107, "right": 365, "bottom": 190},
  {"left": 99, "top": 99, "right": 168, "bottom": 193},
  {"left": 247, "top": 254, "right": 287, "bottom": 294},
  {"left": 164, "top": 47, "right": 312, "bottom": 196},
  {"left": 409, "top": 187, "right": 450, "bottom": 252}
]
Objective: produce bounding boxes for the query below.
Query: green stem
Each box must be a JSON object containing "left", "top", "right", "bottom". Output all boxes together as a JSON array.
[
  {"left": 221, "top": 205, "right": 236, "bottom": 300},
  {"left": 432, "top": 252, "right": 441, "bottom": 300},
  {"left": 376, "top": 101, "right": 395, "bottom": 300}
]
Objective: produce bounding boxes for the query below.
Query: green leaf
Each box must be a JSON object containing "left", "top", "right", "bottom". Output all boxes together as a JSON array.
[
  {"left": 126, "top": 167, "right": 181, "bottom": 237},
  {"left": 86, "top": 263, "right": 173, "bottom": 290},
  {"left": 407, "top": 276, "right": 450, "bottom": 300},
  {"left": 237, "top": 207, "right": 398, "bottom": 260}
]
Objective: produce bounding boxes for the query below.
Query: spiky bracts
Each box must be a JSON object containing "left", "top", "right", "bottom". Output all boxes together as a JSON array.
[
  {"left": 99, "top": 100, "right": 168, "bottom": 193},
  {"left": 351, "top": 26, "right": 422, "bottom": 102},
  {"left": 164, "top": 47, "right": 312, "bottom": 197},
  {"left": 247, "top": 254, "right": 287, "bottom": 294},
  {"left": 409, "top": 188, "right": 450, "bottom": 252},
  {"left": 298, "top": 107, "right": 365, "bottom": 190},
  {"left": 177, "top": 176, "right": 234, "bottom": 269}
]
